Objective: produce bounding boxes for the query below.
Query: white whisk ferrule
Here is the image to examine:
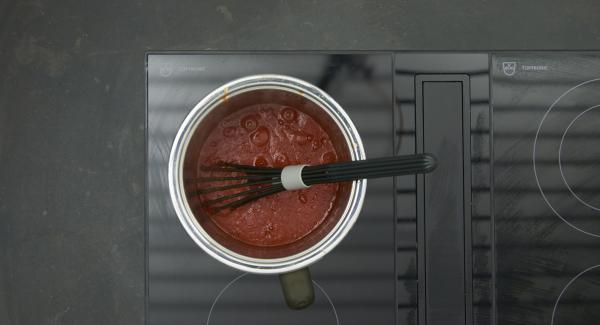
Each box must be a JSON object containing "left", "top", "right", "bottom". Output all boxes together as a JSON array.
[{"left": 280, "top": 165, "right": 310, "bottom": 191}]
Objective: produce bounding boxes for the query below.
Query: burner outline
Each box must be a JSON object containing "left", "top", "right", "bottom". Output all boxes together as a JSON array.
[
  {"left": 550, "top": 264, "right": 600, "bottom": 325},
  {"left": 558, "top": 104, "right": 600, "bottom": 212},
  {"left": 206, "top": 273, "right": 340, "bottom": 325},
  {"left": 533, "top": 78, "right": 600, "bottom": 238}
]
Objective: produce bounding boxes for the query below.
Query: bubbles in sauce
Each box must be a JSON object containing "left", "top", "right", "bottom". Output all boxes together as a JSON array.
[
  {"left": 253, "top": 156, "right": 269, "bottom": 167},
  {"left": 281, "top": 107, "right": 298, "bottom": 122},
  {"left": 241, "top": 115, "right": 259, "bottom": 132},
  {"left": 321, "top": 151, "right": 337, "bottom": 164},
  {"left": 196, "top": 104, "right": 341, "bottom": 247},
  {"left": 263, "top": 222, "right": 275, "bottom": 238},
  {"left": 250, "top": 126, "right": 270, "bottom": 147},
  {"left": 311, "top": 139, "right": 322, "bottom": 151},
  {"left": 274, "top": 152, "right": 289, "bottom": 166}
]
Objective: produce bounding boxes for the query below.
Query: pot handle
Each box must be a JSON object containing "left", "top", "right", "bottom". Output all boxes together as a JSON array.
[{"left": 279, "top": 267, "right": 315, "bottom": 309}]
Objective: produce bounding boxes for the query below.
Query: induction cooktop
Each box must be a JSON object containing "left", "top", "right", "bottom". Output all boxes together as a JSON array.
[{"left": 146, "top": 52, "right": 600, "bottom": 325}]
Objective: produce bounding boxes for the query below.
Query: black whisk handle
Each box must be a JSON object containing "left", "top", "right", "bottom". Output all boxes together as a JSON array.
[{"left": 301, "top": 153, "right": 437, "bottom": 185}]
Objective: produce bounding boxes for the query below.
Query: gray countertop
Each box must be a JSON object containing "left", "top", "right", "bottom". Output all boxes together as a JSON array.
[{"left": 1, "top": 1, "right": 599, "bottom": 324}]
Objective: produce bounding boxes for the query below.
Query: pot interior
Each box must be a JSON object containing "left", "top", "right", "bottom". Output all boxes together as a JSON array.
[{"left": 182, "top": 88, "right": 353, "bottom": 259}]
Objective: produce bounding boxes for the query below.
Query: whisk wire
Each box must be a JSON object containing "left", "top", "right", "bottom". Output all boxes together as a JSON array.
[
  {"left": 195, "top": 153, "right": 436, "bottom": 213},
  {"left": 211, "top": 184, "right": 285, "bottom": 212},
  {"left": 194, "top": 178, "right": 279, "bottom": 194}
]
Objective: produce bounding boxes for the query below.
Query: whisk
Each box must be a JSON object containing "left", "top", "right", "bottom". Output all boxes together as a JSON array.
[{"left": 190, "top": 153, "right": 437, "bottom": 213}]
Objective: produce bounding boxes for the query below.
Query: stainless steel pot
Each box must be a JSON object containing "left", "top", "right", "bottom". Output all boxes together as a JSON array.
[{"left": 168, "top": 74, "right": 366, "bottom": 309}]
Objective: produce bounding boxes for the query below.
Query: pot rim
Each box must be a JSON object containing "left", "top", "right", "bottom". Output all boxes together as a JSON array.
[{"left": 168, "top": 74, "right": 366, "bottom": 274}]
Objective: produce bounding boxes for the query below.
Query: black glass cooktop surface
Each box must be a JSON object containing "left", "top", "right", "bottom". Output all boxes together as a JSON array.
[
  {"left": 147, "top": 53, "right": 396, "bottom": 325},
  {"left": 492, "top": 54, "right": 600, "bottom": 325},
  {"left": 147, "top": 52, "right": 600, "bottom": 325}
]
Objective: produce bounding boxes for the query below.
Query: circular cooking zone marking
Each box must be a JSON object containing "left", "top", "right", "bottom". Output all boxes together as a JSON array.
[
  {"left": 558, "top": 105, "right": 600, "bottom": 212},
  {"left": 533, "top": 78, "right": 600, "bottom": 238},
  {"left": 206, "top": 273, "right": 340, "bottom": 325},
  {"left": 551, "top": 264, "right": 600, "bottom": 325}
]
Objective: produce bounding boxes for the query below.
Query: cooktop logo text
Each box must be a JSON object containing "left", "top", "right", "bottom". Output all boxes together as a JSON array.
[
  {"left": 502, "top": 61, "right": 550, "bottom": 76},
  {"left": 521, "top": 64, "right": 549, "bottom": 71},
  {"left": 159, "top": 64, "right": 205, "bottom": 77}
]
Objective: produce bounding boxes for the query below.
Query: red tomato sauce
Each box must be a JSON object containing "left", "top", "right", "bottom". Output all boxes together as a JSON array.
[{"left": 196, "top": 104, "right": 339, "bottom": 247}]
